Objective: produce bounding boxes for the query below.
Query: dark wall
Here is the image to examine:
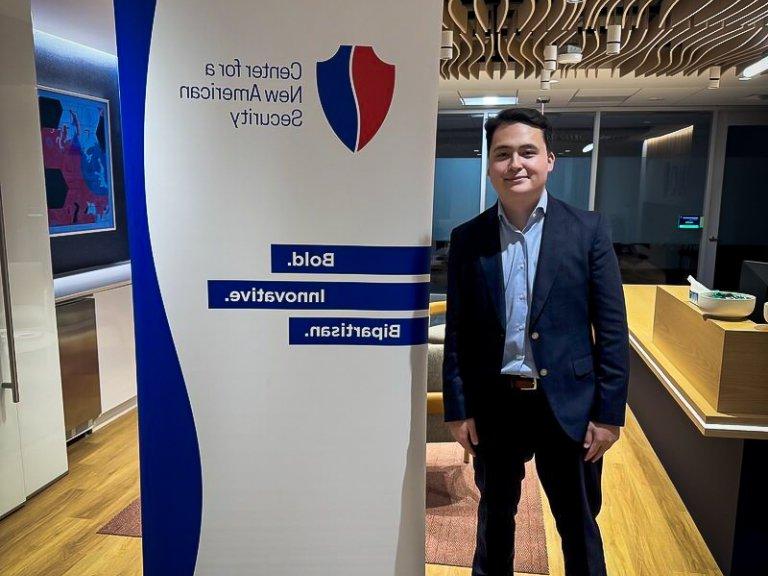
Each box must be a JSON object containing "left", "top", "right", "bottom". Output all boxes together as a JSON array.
[{"left": 34, "top": 31, "right": 130, "bottom": 275}]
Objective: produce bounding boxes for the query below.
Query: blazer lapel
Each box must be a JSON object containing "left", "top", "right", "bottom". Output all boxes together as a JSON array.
[
  {"left": 478, "top": 207, "right": 506, "bottom": 329},
  {"left": 530, "top": 196, "right": 569, "bottom": 326}
]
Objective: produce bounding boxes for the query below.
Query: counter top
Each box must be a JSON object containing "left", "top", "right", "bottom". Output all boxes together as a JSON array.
[
  {"left": 54, "top": 262, "right": 132, "bottom": 303},
  {"left": 624, "top": 284, "right": 768, "bottom": 439}
]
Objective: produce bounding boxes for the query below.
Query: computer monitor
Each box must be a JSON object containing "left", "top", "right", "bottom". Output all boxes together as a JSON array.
[{"left": 739, "top": 261, "right": 768, "bottom": 323}]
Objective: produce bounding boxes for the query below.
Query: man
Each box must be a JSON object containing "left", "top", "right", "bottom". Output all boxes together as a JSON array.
[{"left": 442, "top": 108, "right": 629, "bottom": 576}]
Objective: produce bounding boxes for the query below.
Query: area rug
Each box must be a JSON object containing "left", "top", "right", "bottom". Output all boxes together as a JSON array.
[
  {"left": 100, "top": 444, "right": 549, "bottom": 574},
  {"left": 98, "top": 498, "right": 141, "bottom": 537},
  {"left": 426, "top": 442, "right": 549, "bottom": 574}
]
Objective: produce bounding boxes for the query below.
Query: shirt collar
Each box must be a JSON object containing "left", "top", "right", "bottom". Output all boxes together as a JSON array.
[{"left": 497, "top": 189, "right": 548, "bottom": 230}]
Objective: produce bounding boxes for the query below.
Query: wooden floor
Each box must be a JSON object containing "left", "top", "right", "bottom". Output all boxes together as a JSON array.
[{"left": 0, "top": 407, "right": 721, "bottom": 576}]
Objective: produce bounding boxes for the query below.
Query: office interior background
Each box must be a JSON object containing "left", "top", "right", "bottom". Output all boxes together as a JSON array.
[
  {"left": 432, "top": 107, "right": 768, "bottom": 296},
  {"left": 2, "top": 0, "right": 768, "bottom": 575}
]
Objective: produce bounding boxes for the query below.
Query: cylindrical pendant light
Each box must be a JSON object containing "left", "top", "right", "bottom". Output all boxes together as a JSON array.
[
  {"left": 606, "top": 24, "right": 621, "bottom": 55},
  {"left": 540, "top": 68, "right": 552, "bottom": 90},
  {"left": 441, "top": 30, "right": 454, "bottom": 61},
  {"left": 708, "top": 65, "right": 721, "bottom": 89},
  {"left": 544, "top": 45, "right": 558, "bottom": 71}
]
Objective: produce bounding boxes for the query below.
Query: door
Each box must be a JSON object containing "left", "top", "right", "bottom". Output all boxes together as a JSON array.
[
  {"left": 713, "top": 124, "right": 768, "bottom": 289},
  {"left": 698, "top": 111, "right": 768, "bottom": 287},
  {"left": 0, "top": 184, "right": 26, "bottom": 518}
]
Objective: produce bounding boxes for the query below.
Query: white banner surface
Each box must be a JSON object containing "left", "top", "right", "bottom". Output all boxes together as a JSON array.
[{"left": 114, "top": 1, "right": 441, "bottom": 574}]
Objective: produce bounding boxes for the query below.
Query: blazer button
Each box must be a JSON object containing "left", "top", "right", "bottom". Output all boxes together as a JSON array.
[
  {"left": 540, "top": 368, "right": 548, "bottom": 377},
  {"left": 531, "top": 331, "right": 540, "bottom": 340}
]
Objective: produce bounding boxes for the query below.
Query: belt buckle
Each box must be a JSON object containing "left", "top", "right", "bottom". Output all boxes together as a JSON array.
[{"left": 520, "top": 377, "right": 538, "bottom": 391}]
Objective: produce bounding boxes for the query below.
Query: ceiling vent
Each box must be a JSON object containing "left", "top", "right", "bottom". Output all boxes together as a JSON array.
[
  {"left": 570, "top": 94, "right": 631, "bottom": 105},
  {"left": 557, "top": 44, "right": 583, "bottom": 65}
]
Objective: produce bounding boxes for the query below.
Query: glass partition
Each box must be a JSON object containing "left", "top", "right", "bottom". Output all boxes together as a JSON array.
[
  {"left": 429, "top": 110, "right": 715, "bottom": 294},
  {"left": 431, "top": 114, "right": 484, "bottom": 294},
  {"left": 595, "top": 112, "right": 712, "bottom": 284},
  {"left": 484, "top": 112, "right": 594, "bottom": 210},
  {"left": 714, "top": 125, "right": 768, "bottom": 290}
]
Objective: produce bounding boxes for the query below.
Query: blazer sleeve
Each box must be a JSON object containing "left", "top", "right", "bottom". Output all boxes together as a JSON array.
[
  {"left": 588, "top": 214, "right": 630, "bottom": 426},
  {"left": 442, "top": 227, "right": 469, "bottom": 421}
]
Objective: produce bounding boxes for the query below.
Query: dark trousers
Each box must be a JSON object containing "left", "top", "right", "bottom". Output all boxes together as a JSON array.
[{"left": 471, "top": 387, "right": 606, "bottom": 576}]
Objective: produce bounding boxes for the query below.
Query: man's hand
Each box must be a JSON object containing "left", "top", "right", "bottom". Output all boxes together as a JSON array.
[
  {"left": 583, "top": 421, "right": 620, "bottom": 463},
  {"left": 447, "top": 418, "right": 479, "bottom": 457}
]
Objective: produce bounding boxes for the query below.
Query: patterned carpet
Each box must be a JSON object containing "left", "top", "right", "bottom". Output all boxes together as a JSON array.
[
  {"left": 426, "top": 442, "right": 548, "bottom": 574},
  {"left": 99, "top": 499, "right": 141, "bottom": 538},
  {"left": 100, "top": 443, "right": 548, "bottom": 574}
]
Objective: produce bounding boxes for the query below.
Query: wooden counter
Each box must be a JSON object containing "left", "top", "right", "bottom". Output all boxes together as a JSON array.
[{"left": 624, "top": 284, "right": 768, "bottom": 439}]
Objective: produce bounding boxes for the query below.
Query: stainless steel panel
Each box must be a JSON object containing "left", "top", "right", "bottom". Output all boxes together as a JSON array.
[{"left": 56, "top": 298, "right": 101, "bottom": 436}]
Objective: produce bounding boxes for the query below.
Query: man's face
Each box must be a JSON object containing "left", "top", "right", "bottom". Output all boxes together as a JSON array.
[{"left": 487, "top": 122, "right": 555, "bottom": 204}]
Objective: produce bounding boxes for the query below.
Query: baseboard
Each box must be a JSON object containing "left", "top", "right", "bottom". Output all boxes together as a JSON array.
[{"left": 93, "top": 396, "right": 137, "bottom": 431}]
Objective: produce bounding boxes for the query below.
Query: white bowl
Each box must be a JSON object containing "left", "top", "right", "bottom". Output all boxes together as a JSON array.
[{"left": 697, "top": 291, "right": 756, "bottom": 319}]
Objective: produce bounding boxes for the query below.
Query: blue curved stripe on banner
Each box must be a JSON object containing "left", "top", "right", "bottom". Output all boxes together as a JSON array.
[
  {"left": 113, "top": 2, "right": 202, "bottom": 575},
  {"left": 316, "top": 45, "right": 358, "bottom": 152}
]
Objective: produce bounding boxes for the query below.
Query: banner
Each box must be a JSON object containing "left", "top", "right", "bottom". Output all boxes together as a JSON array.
[{"left": 113, "top": 1, "right": 441, "bottom": 574}]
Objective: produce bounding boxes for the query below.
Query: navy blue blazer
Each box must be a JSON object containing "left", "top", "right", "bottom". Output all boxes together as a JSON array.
[{"left": 442, "top": 195, "right": 630, "bottom": 441}]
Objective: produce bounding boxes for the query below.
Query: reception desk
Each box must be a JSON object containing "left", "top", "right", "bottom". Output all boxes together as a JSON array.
[{"left": 624, "top": 285, "right": 768, "bottom": 576}]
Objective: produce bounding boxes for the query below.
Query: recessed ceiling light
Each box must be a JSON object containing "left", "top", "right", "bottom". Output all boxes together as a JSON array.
[
  {"left": 564, "top": 149, "right": 572, "bottom": 153},
  {"left": 582, "top": 143, "right": 594, "bottom": 153},
  {"left": 460, "top": 96, "right": 519, "bottom": 106}
]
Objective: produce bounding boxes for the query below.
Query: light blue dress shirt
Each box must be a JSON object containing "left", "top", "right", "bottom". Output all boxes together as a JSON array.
[{"left": 498, "top": 190, "right": 548, "bottom": 377}]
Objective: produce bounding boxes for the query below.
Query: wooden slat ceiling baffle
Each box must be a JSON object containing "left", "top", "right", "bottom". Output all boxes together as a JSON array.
[{"left": 440, "top": 0, "right": 768, "bottom": 80}]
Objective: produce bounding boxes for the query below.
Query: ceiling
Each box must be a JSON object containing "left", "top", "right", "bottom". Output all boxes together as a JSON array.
[
  {"left": 440, "top": 0, "right": 768, "bottom": 108},
  {"left": 28, "top": 0, "right": 768, "bottom": 109},
  {"left": 439, "top": 66, "right": 768, "bottom": 108},
  {"left": 31, "top": 0, "right": 117, "bottom": 55}
]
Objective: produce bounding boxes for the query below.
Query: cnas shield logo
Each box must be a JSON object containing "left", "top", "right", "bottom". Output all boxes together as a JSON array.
[{"left": 316, "top": 46, "right": 395, "bottom": 152}]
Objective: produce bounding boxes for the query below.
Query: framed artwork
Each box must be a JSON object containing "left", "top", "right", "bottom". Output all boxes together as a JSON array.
[{"left": 38, "top": 87, "right": 116, "bottom": 236}]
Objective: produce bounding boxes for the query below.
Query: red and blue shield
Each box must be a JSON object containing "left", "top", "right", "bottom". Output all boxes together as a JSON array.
[{"left": 316, "top": 46, "right": 395, "bottom": 153}]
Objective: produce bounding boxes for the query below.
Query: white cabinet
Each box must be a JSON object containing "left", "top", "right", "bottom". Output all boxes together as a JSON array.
[{"left": 95, "top": 284, "right": 137, "bottom": 414}]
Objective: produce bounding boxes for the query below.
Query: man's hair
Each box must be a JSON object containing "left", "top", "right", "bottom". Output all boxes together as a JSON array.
[{"left": 484, "top": 108, "right": 553, "bottom": 154}]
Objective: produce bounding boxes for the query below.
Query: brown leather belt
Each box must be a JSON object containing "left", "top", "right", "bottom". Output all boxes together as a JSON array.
[{"left": 500, "top": 375, "right": 539, "bottom": 390}]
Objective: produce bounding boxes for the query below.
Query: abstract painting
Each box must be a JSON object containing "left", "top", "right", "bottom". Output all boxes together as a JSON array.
[{"left": 38, "top": 88, "right": 116, "bottom": 236}]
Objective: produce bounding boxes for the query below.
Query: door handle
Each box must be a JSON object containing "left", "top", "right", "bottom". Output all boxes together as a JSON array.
[{"left": 0, "top": 183, "right": 20, "bottom": 403}]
